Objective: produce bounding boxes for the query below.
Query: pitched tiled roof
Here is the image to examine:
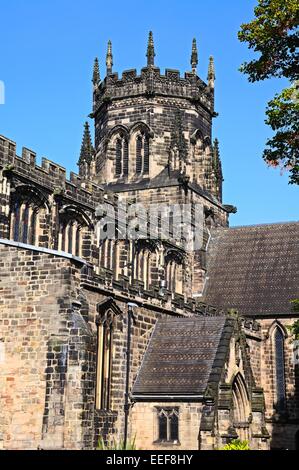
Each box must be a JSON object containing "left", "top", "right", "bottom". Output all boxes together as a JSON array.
[
  {"left": 203, "top": 222, "right": 299, "bottom": 317},
  {"left": 132, "top": 316, "right": 234, "bottom": 398}
]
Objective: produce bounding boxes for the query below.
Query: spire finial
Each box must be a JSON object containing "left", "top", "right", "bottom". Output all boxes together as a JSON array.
[
  {"left": 146, "top": 31, "right": 155, "bottom": 67},
  {"left": 208, "top": 56, "right": 215, "bottom": 88},
  {"left": 106, "top": 40, "right": 113, "bottom": 75},
  {"left": 92, "top": 57, "right": 100, "bottom": 86},
  {"left": 78, "top": 121, "right": 94, "bottom": 167},
  {"left": 191, "top": 38, "right": 198, "bottom": 74}
]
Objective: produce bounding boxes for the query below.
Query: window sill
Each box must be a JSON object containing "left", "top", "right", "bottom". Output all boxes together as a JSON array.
[
  {"left": 95, "top": 409, "right": 117, "bottom": 416},
  {"left": 153, "top": 440, "right": 181, "bottom": 447}
]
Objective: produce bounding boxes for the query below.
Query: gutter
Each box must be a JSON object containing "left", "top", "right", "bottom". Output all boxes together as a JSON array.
[
  {"left": 132, "top": 394, "right": 204, "bottom": 400},
  {"left": 0, "top": 238, "right": 87, "bottom": 265}
]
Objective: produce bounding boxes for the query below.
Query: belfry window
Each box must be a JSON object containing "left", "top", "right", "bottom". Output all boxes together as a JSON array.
[
  {"left": 96, "top": 313, "right": 113, "bottom": 410},
  {"left": 115, "top": 134, "right": 129, "bottom": 177},
  {"left": 135, "top": 132, "right": 149, "bottom": 175},
  {"left": 274, "top": 327, "right": 286, "bottom": 410},
  {"left": 156, "top": 408, "right": 179, "bottom": 443}
]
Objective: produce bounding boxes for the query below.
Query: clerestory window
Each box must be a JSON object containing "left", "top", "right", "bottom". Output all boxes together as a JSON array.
[{"left": 11, "top": 200, "right": 39, "bottom": 246}]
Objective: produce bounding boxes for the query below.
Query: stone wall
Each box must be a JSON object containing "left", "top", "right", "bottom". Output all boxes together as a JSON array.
[
  {"left": 0, "top": 243, "right": 92, "bottom": 449},
  {"left": 259, "top": 318, "right": 299, "bottom": 450},
  {"left": 0, "top": 241, "right": 198, "bottom": 449},
  {"left": 130, "top": 402, "right": 202, "bottom": 450}
]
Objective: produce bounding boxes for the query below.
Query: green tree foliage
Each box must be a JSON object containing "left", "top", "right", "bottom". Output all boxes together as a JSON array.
[
  {"left": 221, "top": 439, "right": 250, "bottom": 450},
  {"left": 288, "top": 300, "right": 299, "bottom": 339},
  {"left": 238, "top": 0, "right": 299, "bottom": 184}
]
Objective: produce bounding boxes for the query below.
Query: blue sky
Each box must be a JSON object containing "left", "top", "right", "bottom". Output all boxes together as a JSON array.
[{"left": 0, "top": 0, "right": 297, "bottom": 226}]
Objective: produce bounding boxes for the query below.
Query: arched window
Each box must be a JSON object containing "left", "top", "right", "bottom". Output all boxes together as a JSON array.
[
  {"left": 22, "top": 203, "right": 29, "bottom": 243},
  {"left": 134, "top": 132, "right": 149, "bottom": 175},
  {"left": 10, "top": 192, "right": 43, "bottom": 247},
  {"left": 274, "top": 327, "right": 286, "bottom": 410},
  {"left": 136, "top": 135, "right": 142, "bottom": 174},
  {"left": 75, "top": 226, "right": 81, "bottom": 257},
  {"left": 156, "top": 408, "right": 179, "bottom": 443},
  {"left": 144, "top": 135, "right": 149, "bottom": 174},
  {"left": 99, "top": 238, "right": 118, "bottom": 278},
  {"left": 115, "top": 138, "right": 122, "bottom": 176},
  {"left": 165, "top": 252, "right": 184, "bottom": 294},
  {"left": 134, "top": 244, "right": 155, "bottom": 291},
  {"left": 13, "top": 202, "right": 20, "bottom": 241},
  {"left": 29, "top": 209, "right": 37, "bottom": 245},
  {"left": 232, "top": 373, "right": 250, "bottom": 442},
  {"left": 115, "top": 134, "right": 128, "bottom": 177},
  {"left": 96, "top": 312, "right": 114, "bottom": 410},
  {"left": 68, "top": 222, "right": 74, "bottom": 254},
  {"left": 135, "top": 248, "right": 150, "bottom": 290},
  {"left": 59, "top": 220, "right": 81, "bottom": 256},
  {"left": 58, "top": 214, "right": 87, "bottom": 257}
]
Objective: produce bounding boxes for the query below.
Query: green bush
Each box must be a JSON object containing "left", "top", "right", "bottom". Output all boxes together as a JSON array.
[
  {"left": 287, "top": 301, "right": 299, "bottom": 339},
  {"left": 221, "top": 439, "right": 250, "bottom": 450},
  {"left": 97, "top": 435, "right": 137, "bottom": 450}
]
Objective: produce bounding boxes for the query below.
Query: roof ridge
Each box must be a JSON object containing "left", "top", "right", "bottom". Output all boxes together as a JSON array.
[{"left": 229, "top": 220, "right": 299, "bottom": 230}]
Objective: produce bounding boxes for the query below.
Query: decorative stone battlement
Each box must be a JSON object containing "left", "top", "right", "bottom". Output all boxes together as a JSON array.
[
  {"left": 92, "top": 66, "right": 214, "bottom": 116},
  {"left": 0, "top": 134, "right": 110, "bottom": 207}
]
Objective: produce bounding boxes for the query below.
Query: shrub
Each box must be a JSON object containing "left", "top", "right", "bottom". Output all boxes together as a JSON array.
[
  {"left": 221, "top": 439, "right": 250, "bottom": 450},
  {"left": 97, "top": 435, "right": 137, "bottom": 450}
]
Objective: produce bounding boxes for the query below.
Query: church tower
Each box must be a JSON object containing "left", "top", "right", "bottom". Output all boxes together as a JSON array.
[
  {"left": 89, "top": 32, "right": 224, "bottom": 207},
  {"left": 85, "top": 33, "right": 234, "bottom": 296}
]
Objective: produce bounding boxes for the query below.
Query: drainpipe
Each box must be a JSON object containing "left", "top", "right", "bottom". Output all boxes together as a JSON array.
[{"left": 124, "top": 302, "right": 137, "bottom": 449}]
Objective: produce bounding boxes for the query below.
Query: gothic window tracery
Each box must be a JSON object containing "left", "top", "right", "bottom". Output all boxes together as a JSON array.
[
  {"left": 232, "top": 373, "right": 250, "bottom": 441},
  {"left": 10, "top": 188, "right": 45, "bottom": 246},
  {"left": 99, "top": 238, "right": 118, "bottom": 277},
  {"left": 134, "top": 240, "right": 157, "bottom": 290},
  {"left": 165, "top": 250, "right": 184, "bottom": 294},
  {"left": 59, "top": 219, "right": 82, "bottom": 256},
  {"left": 58, "top": 208, "right": 89, "bottom": 257},
  {"left": 156, "top": 408, "right": 179, "bottom": 443}
]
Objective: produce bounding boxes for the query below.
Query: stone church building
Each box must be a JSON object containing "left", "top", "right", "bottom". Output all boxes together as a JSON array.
[{"left": 0, "top": 33, "right": 298, "bottom": 450}]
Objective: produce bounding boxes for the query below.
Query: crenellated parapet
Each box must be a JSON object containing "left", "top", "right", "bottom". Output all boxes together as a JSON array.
[
  {"left": 92, "top": 66, "right": 214, "bottom": 117},
  {"left": 0, "top": 134, "right": 107, "bottom": 208}
]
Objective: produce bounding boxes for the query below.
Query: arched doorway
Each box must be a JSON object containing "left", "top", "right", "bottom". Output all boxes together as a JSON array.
[{"left": 232, "top": 373, "right": 251, "bottom": 441}]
